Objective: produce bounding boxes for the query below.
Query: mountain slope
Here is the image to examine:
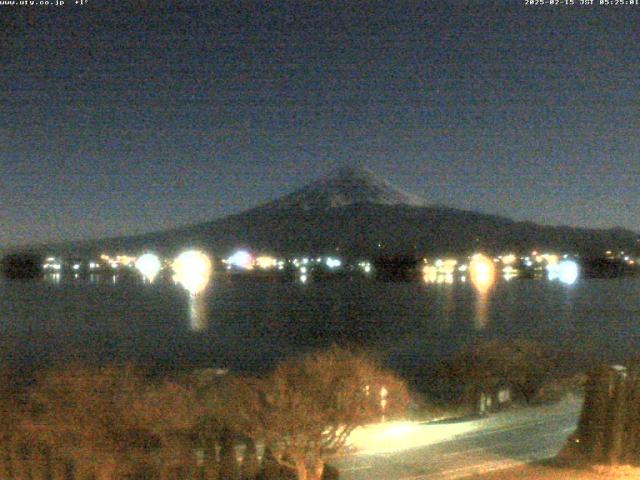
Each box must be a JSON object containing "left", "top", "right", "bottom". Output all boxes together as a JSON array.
[
  {"left": 258, "top": 165, "right": 426, "bottom": 211},
  {"left": 29, "top": 166, "right": 640, "bottom": 258}
]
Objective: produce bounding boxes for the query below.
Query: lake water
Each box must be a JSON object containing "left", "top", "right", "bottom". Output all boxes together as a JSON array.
[{"left": 1, "top": 274, "right": 639, "bottom": 379}]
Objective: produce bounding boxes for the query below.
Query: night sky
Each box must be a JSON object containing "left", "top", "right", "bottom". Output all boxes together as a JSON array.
[{"left": 2, "top": 1, "right": 639, "bottom": 247}]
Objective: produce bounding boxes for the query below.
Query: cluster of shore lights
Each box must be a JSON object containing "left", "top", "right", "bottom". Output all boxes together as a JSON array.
[
  {"left": 423, "top": 259, "right": 458, "bottom": 284},
  {"left": 133, "top": 251, "right": 213, "bottom": 294}
]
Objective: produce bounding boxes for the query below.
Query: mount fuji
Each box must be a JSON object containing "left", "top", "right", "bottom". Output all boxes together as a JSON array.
[
  {"left": 258, "top": 165, "right": 426, "bottom": 211},
  {"left": 36, "top": 166, "right": 639, "bottom": 258}
]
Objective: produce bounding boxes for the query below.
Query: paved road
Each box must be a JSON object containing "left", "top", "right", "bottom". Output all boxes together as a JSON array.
[{"left": 334, "top": 395, "right": 582, "bottom": 480}]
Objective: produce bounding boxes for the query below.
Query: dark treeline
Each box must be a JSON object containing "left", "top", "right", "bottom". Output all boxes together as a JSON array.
[{"left": 0, "top": 253, "right": 43, "bottom": 279}]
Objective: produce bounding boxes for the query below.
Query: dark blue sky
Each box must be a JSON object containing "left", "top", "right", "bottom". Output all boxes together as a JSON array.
[{"left": 2, "top": 1, "right": 639, "bottom": 247}]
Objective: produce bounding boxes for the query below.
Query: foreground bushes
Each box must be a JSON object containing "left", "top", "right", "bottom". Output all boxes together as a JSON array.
[
  {"left": 0, "top": 347, "right": 410, "bottom": 480},
  {"left": 0, "top": 339, "right": 568, "bottom": 479}
]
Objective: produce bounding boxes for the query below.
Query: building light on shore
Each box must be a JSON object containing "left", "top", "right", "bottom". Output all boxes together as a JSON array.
[
  {"left": 547, "top": 260, "right": 579, "bottom": 285},
  {"left": 226, "top": 250, "right": 254, "bottom": 270},
  {"left": 423, "top": 265, "right": 438, "bottom": 284},
  {"left": 255, "top": 256, "right": 277, "bottom": 270},
  {"left": 358, "top": 261, "right": 372, "bottom": 274},
  {"left": 173, "top": 250, "right": 212, "bottom": 295},
  {"left": 43, "top": 257, "right": 62, "bottom": 271},
  {"left": 501, "top": 254, "right": 516, "bottom": 265},
  {"left": 135, "top": 253, "right": 161, "bottom": 282},
  {"left": 325, "top": 257, "right": 342, "bottom": 269}
]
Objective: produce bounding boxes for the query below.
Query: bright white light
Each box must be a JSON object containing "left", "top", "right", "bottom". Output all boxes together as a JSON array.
[
  {"left": 135, "top": 253, "right": 162, "bottom": 282},
  {"left": 347, "top": 420, "right": 478, "bottom": 455},
  {"left": 300, "top": 274, "right": 308, "bottom": 283},
  {"left": 300, "top": 266, "right": 307, "bottom": 274},
  {"left": 325, "top": 257, "right": 342, "bottom": 269},
  {"left": 173, "top": 250, "right": 212, "bottom": 295},
  {"left": 226, "top": 250, "right": 253, "bottom": 270},
  {"left": 73, "top": 264, "right": 80, "bottom": 271},
  {"left": 548, "top": 260, "right": 579, "bottom": 285}
]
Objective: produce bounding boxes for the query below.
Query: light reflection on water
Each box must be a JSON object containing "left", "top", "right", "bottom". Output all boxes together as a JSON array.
[
  {"left": 1, "top": 275, "right": 639, "bottom": 374},
  {"left": 44, "top": 273, "right": 61, "bottom": 285},
  {"left": 473, "top": 290, "right": 491, "bottom": 330},
  {"left": 469, "top": 254, "right": 497, "bottom": 330},
  {"left": 188, "top": 293, "right": 209, "bottom": 332}
]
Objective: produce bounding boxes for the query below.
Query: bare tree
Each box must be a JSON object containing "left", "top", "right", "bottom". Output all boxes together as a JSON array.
[{"left": 256, "top": 346, "right": 410, "bottom": 480}]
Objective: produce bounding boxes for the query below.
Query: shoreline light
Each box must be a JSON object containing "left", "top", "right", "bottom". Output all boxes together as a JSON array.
[
  {"left": 548, "top": 259, "right": 579, "bottom": 285},
  {"left": 469, "top": 253, "right": 496, "bottom": 294},
  {"left": 226, "top": 250, "right": 254, "bottom": 270},
  {"left": 173, "top": 250, "right": 212, "bottom": 295},
  {"left": 135, "top": 253, "right": 161, "bottom": 282}
]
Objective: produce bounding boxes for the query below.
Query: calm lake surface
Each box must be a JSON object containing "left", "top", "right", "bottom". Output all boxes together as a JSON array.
[{"left": 1, "top": 274, "right": 639, "bottom": 377}]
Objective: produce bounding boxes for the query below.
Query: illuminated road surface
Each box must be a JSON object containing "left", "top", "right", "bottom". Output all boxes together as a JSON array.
[{"left": 335, "top": 396, "right": 582, "bottom": 480}]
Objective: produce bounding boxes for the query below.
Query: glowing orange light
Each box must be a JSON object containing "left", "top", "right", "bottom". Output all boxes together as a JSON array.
[
  {"left": 173, "top": 250, "right": 212, "bottom": 295},
  {"left": 422, "top": 265, "right": 438, "bottom": 284},
  {"left": 255, "top": 256, "right": 277, "bottom": 269},
  {"left": 469, "top": 253, "right": 496, "bottom": 294},
  {"left": 501, "top": 254, "right": 516, "bottom": 265}
]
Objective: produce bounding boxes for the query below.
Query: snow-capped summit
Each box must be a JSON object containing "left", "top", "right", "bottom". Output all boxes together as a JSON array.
[{"left": 262, "top": 165, "right": 426, "bottom": 211}]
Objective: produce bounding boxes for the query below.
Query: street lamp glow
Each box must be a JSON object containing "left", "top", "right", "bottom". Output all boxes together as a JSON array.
[
  {"left": 325, "top": 257, "right": 342, "bottom": 269},
  {"left": 469, "top": 254, "right": 496, "bottom": 294},
  {"left": 548, "top": 260, "right": 579, "bottom": 285},
  {"left": 226, "top": 250, "right": 254, "bottom": 270},
  {"left": 135, "top": 253, "right": 161, "bottom": 282},
  {"left": 173, "top": 250, "right": 212, "bottom": 295}
]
